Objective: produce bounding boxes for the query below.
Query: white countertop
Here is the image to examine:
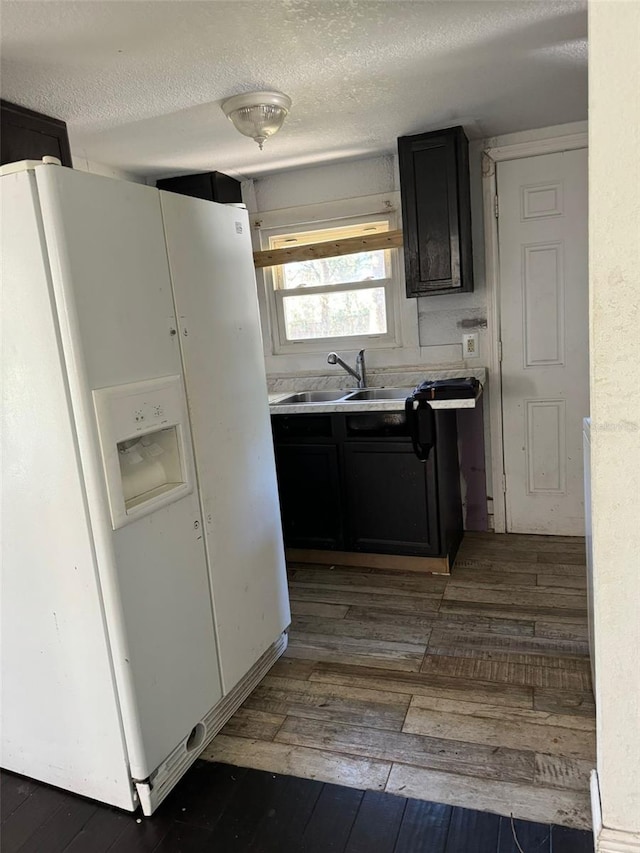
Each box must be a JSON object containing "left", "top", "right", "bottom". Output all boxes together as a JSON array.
[{"left": 269, "top": 386, "right": 483, "bottom": 415}]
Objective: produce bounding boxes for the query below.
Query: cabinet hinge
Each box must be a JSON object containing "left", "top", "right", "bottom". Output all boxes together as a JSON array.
[
  {"left": 494, "top": 194, "right": 499, "bottom": 219},
  {"left": 502, "top": 474, "right": 507, "bottom": 494},
  {"left": 497, "top": 340, "right": 503, "bottom": 363}
]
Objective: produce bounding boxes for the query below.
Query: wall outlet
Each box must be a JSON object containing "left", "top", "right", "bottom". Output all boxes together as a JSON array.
[{"left": 462, "top": 332, "right": 479, "bottom": 359}]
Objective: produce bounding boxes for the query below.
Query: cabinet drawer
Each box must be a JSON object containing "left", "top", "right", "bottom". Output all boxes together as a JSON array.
[
  {"left": 271, "top": 414, "right": 335, "bottom": 440},
  {"left": 345, "top": 412, "right": 408, "bottom": 438}
]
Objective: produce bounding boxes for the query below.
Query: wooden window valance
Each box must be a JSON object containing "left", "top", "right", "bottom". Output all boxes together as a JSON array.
[{"left": 253, "top": 229, "right": 403, "bottom": 269}]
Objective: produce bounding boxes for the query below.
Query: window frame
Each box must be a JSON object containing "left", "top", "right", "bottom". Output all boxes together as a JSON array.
[{"left": 256, "top": 201, "right": 404, "bottom": 356}]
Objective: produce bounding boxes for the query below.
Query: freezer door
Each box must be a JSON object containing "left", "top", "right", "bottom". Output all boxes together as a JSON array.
[
  {"left": 1, "top": 168, "right": 134, "bottom": 809},
  {"left": 160, "top": 192, "right": 290, "bottom": 694},
  {"left": 34, "top": 165, "right": 223, "bottom": 781}
]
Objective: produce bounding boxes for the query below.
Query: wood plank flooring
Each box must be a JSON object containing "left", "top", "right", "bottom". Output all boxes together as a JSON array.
[
  {"left": 0, "top": 762, "right": 594, "bottom": 852},
  {"left": 205, "top": 532, "right": 595, "bottom": 830}
]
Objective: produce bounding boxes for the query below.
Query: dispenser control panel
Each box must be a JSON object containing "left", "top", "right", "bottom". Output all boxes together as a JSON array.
[{"left": 93, "top": 376, "right": 195, "bottom": 529}]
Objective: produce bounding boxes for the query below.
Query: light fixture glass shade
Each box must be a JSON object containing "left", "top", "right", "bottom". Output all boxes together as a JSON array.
[{"left": 222, "top": 91, "right": 291, "bottom": 150}]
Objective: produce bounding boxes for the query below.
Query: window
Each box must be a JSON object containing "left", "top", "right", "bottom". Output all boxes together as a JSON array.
[{"left": 262, "top": 213, "right": 399, "bottom": 353}]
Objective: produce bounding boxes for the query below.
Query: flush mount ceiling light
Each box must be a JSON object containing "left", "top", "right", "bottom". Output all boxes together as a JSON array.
[{"left": 221, "top": 91, "right": 292, "bottom": 151}]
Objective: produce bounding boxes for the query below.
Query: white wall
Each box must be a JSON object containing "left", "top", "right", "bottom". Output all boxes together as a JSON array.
[
  {"left": 249, "top": 154, "right": 425, "bottom": 373},
  {"left": 589, "top": 0, "right": 640, "bottom": 844},
  {"left": 253, "top": 155, "right": 397, "bottom": 211},
  {"left": 249, "top": 150, "right": 488, "bottom": 373},
  {"left": 250, "top": 122, "right": 588, "bottom": 530},
  {"left": 72, "top": 154, "right": 147, "bottom": 185},
  {"left": 249, "top": 121, "right": 587, "bottom": 378}
]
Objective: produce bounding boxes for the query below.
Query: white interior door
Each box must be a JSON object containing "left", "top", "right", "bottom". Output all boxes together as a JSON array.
[{"left": 497, "top": 149, "right": 588, "bottom": 535}]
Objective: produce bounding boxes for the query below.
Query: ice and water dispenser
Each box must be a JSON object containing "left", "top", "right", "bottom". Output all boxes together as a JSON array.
[{"left": 93, "top": 376, "right": 194, "bottom": 529}]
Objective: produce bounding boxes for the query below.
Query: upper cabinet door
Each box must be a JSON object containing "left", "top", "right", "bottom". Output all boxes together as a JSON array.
[
  {"left": 156, "top": 171, "right": 242, "bottom": 204},
  {"left": 398, "top": 126, "right": 473, "bottom": 297},
  {"left": 1, "top": 100, "right": 73, "bottom": 167}
]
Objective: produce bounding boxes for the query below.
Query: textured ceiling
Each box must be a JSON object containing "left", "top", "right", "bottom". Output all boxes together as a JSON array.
[{"left": 0, "top": 0, "right": 587, "bottom": 180}]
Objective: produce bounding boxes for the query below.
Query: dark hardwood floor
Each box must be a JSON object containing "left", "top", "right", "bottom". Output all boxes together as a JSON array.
[
  {"left": 207, "top": 533, "right": 594, "bottom": 829},
  {"left": 1, "top": 761, "right": 594, "bottom": 853}
]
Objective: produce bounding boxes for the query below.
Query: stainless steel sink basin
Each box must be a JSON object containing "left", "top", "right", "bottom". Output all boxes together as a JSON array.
[
  {"left": 343, "top": 388, "right": 410, "bottom": 401},
  {"left": 272, "top": 390, "right": 350, "bottom": 405}
]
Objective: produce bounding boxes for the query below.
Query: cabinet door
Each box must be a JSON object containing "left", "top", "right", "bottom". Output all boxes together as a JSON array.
[
  {"left": 1, "top": 100, "right": 72, "bottom": 167},
  {"left": 344, "top": 441, "right": 440, "bottom": 556},
  {"left": 274, "top": 443, "right": 343, "bottom": 550},
  {"left": 398, "top": 125, "right": 473, "bottom": 297},
  {"left": 156, "top": 171, "right": 242, "bottom": 204}
]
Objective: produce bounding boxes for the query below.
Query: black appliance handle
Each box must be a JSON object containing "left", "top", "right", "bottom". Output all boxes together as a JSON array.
[{"left": 405, "top": 397, "right": 435, "bottom": 462}]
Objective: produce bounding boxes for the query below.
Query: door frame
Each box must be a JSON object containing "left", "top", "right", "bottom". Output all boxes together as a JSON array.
[{"left": 481, "top": 131, "right": 588, "bottom": 533}]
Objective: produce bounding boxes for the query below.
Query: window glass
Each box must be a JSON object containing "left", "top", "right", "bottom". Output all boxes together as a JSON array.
[
  {"left": 263, "top": 213, "right": 397, "bottom": 349},
  {"left": 270, "top": 221, "right": 390, "bottom": 291},
  {"left": 280, "top": 250, "right": 387, "bottom": 290},
  {"left": 282, "top": 286, "right": 387, "bottom": 340}
]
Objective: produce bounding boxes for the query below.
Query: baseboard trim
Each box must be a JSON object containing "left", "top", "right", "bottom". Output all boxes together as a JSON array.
[
  {"left": 597, "top": 829, "right": 640, "bottom": 853},
  {"left": 137, "top": 631, "right": 288, "bottom": 815},
  {"left": 286, "top": 548, "right": 451, "bottom": 575},
  {"left": 592, "top": 769, "right": 640, "bottom": 852}
]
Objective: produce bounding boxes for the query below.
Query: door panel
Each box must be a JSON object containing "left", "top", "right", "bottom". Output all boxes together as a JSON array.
[
  {"left": 160, "top": 191, "right": 290, "bottom": 695},
  {"left": 274, "top": 443, "right": 343, "bottom": 549},
  {"left": 36, "top": 166, "right": 222, "bottom": 779},
  {"left": 1, "top": 169, "right": 132, "bottom": 808},
  {"left": 344, "top": 441, "right": 440, "bottom": 555},
  {"left": 497, "top": 150, "right": 588, "bottom": 535}
]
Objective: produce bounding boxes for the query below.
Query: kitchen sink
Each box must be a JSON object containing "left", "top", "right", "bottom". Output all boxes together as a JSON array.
[
  {"left": 343, "top": 388, "right": 409, "bottom": 401},
  {"left": 272, "top": 390, "right": 350, "bottom": 404}
]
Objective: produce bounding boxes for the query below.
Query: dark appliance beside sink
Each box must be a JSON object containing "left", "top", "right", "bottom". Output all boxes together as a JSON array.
[{"left": 271, "top": 408, "right": 463, "bottom": 572}]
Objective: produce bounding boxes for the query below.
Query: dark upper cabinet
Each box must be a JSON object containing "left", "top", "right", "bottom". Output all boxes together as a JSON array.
[
  {"left": 156, "top": 171, "right": 242, "bottom": 204},
  {"left": 1, "top": 100, "right": 73, "bottom": 167},
  {"left": 398, "top": 125, "right": 473, "bottom": 297}
]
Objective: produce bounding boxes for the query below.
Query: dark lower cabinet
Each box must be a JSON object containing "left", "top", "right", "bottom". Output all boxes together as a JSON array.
[
  {"left": 344, "top": 441, "right": 440, "bottom": 555},
  {"left": 272, "top": 410, "right": 463, "bottom": 561},
  {"left": 273, "top": 443, "right": 343, "bottom": 549}
]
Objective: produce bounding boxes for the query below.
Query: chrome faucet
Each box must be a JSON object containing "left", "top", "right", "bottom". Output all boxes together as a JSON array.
[{"left": 327, "top": 350, "right": 367, "bottom": 389}]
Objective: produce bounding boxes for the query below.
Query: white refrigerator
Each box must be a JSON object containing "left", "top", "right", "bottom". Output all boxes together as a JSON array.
[{"left": 1, "top": 160, "right": 290, "bottom": 814}]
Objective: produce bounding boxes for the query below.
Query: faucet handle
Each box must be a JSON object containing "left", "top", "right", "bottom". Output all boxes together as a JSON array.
[{"left": 356, "top": 349, "right": 367, "bottom": 388}]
